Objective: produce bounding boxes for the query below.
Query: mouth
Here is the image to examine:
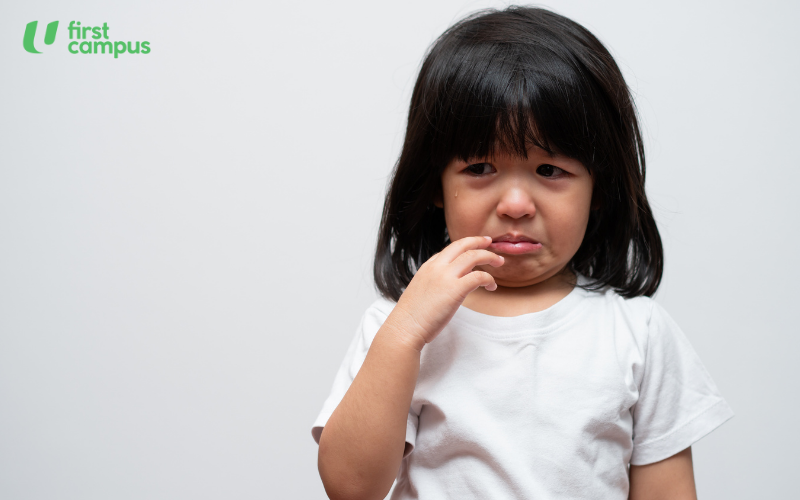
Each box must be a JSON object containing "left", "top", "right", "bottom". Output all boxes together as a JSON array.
[
  {"left": 489, "top": 233, "right": 542, "bottom": 255},
  {"left": 492, "top": 233, "right": 539, "bottom": 244}
]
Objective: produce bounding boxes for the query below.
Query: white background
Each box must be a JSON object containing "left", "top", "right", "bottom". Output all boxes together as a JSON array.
[{"left": 1, "top": 0, "right": 798, "bottom": 498}]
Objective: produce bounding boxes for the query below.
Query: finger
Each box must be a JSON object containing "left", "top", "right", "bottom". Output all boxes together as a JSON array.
[
  {"left": 418, "top": 252, "right": 442, "bottom": 271},
  {"left": 462, "top": 270, "right": 498, "bottom": 293},
  {"left": 451, "top": 249, "right": 504, "bottom": 277},
  {"left": 437, "top": 235, "right": 493, "bottom": 264}
]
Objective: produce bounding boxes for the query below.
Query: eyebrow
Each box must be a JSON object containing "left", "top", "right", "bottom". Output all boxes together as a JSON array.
[
  {"left": 536, "top": 145, "right": 565, "bottom": 159},
  {"left": 486, "top": 149, "right": 566, "bottom": 162}
]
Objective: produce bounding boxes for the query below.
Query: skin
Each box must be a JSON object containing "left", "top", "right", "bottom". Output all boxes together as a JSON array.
[
  {"left": 437, "top": 145, "right": 698, "bottom": 498},
  {"left": 435, "top": 145, "right": 594, "bottom": 316},
  {"left": 629, "top": 447, "right": 698, "bottom": 500},
  {"left": 317, "top": 145, "right": 696, "bottom": 499},
  {"left": 319, "top": 236, "right": 506, "bottom": 500}
]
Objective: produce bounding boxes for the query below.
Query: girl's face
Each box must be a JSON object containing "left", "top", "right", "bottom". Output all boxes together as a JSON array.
[{"left": 435, "top": 145, "right": 594, "bottom": 288}]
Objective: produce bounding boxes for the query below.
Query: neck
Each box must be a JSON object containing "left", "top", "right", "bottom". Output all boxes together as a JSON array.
[{"left": 462, "top": 267, "right": 577, "bottom": 317}]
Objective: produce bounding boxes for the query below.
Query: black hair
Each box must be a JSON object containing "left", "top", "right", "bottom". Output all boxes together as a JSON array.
[{"left": 374, "top": 5, "right": 663, "bottom": 300}]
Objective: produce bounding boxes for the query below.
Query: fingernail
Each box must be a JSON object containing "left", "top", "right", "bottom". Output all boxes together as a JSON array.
[{"left": 484, "top": 236, "right": 492, "bottom": 241}]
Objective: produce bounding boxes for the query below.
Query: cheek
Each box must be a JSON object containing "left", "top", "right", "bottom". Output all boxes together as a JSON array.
[
  {"left": 443, "top": 193, "right": 489, "bottom": 238},
  {"left": 547, "top": 199, "right": 592, "bottom": 251}
]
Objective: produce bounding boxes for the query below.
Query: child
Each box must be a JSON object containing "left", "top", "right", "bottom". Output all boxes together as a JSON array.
[{"left": 311, "top": 6, "right": 733, "bottom": 499}]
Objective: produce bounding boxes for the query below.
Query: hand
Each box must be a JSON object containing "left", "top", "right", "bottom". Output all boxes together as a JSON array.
[{"left": 389, "top": 236, "right": 504, "bottom": 350}]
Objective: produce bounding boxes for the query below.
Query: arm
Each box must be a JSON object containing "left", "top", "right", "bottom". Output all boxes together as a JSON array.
[
  {"left": 317, "top": 236, "right": 503, "bottom": 500},
  {"left": 628, "top": 446, "right": 697, "bottom": 500},
  {"left": 317, "top": 312, "right": 424, "bottom": 500}
]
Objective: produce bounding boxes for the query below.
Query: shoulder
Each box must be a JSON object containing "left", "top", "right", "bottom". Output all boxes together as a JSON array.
[
  {"left": 576, "top": 282, "right": 665, "bottom": 357},
  {"left": 368, "top": 295, "right": 397, "bottom": 316},
  {"left": 579, "top": 281, "right": 657, "bottom": 327},
  {"left": 358, "top": 295, "right": 398, "bottom": 344},
  {"left": 577, "top": 286, "right": 696, "bottom": 388},
  {"left": 597, "top": 290, "right": 686, "bottom": 344},
  {"left": 585, "top": 286, "right": 696, "bottom": 363},
  {"left": 364, "top": 295, "right": 397, "bottom": 322}
]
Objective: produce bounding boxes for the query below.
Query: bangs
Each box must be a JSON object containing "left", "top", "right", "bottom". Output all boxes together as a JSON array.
[
  {"left": 425, "top": 39, "right": 600, "bottom": 168},
  {"left": 375, "top": 6, "right": 661, "bottom": 301}
]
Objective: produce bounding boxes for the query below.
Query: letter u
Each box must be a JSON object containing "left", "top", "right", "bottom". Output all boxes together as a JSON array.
[{"left": 127, "top": 41, "right": 140, "bottom": 54}]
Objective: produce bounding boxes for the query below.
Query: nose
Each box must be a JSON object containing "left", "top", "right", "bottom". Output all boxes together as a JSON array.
[{"left": 496, "top": 185, "right": 536, "bottom": 219}]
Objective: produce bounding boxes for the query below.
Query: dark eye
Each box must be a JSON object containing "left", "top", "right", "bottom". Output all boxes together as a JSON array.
[
  {"left": 537, "top": 164, "right": 566, "bottom": 177},
  {"left": 464, "top": 163, "right": 494, "bottom": 176}
]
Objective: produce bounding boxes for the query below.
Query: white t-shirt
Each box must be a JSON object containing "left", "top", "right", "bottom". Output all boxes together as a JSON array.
[{"left": 311, "top": 276, "right": 734, "bottom": 499}]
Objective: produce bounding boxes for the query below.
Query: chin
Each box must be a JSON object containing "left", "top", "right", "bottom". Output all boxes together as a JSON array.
[{"left": 493, "top": 272, "right": 548, "bottom": 287}]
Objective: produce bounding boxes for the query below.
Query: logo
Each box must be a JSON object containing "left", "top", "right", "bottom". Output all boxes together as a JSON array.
[
  {"left": 23, "top": 20, "right": 151, "bottom": 58},
  {"left": 23, "top": 21, "right": 59, "bottom": 53}
]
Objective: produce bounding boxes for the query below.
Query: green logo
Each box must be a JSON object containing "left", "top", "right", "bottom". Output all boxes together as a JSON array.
[
  {"left": 23, "top": 20, "right": 59, "bottom": 53},
  {"left": 23, "top": 20, "right": 151, "bottom": 58}
]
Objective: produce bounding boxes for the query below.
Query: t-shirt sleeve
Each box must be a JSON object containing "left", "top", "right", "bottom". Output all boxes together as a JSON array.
[
  {"left": 629, "top": 300, "right": 734, "bottom": 465},
  {"left": 310, "top": 298, "right": 419, "bottom": 458}
]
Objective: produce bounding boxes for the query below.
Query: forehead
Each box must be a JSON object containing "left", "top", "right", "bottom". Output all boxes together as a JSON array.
[
  {"left": 443, "top": 108, "right": 564, "bottom": 165},
  {"left": 449, "top": 143, "right": 565, "bottom": 165}
]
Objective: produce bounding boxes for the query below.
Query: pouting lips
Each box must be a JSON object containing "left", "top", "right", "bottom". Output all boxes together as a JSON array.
[{"left": 492, "top": 233, "right": 539, "bottom": 244}]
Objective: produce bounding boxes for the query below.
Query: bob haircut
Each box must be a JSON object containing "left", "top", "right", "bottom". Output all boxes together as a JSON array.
[{"left": 374, "top": 5, "right": 663, "bottom": 301}]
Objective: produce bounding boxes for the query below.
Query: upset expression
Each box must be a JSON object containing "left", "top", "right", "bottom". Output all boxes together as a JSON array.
[{"left": 434, "top": 146, "right": 594, "bottom": 288}]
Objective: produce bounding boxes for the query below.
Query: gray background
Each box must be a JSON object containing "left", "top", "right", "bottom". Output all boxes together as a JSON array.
[{"left": 1, "top": 0, "right": 798, "bottom": 498}]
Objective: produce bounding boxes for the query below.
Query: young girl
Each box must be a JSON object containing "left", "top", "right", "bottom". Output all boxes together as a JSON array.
[{"left": 311, "top": 6, "right": 733, "bottom": 499}]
